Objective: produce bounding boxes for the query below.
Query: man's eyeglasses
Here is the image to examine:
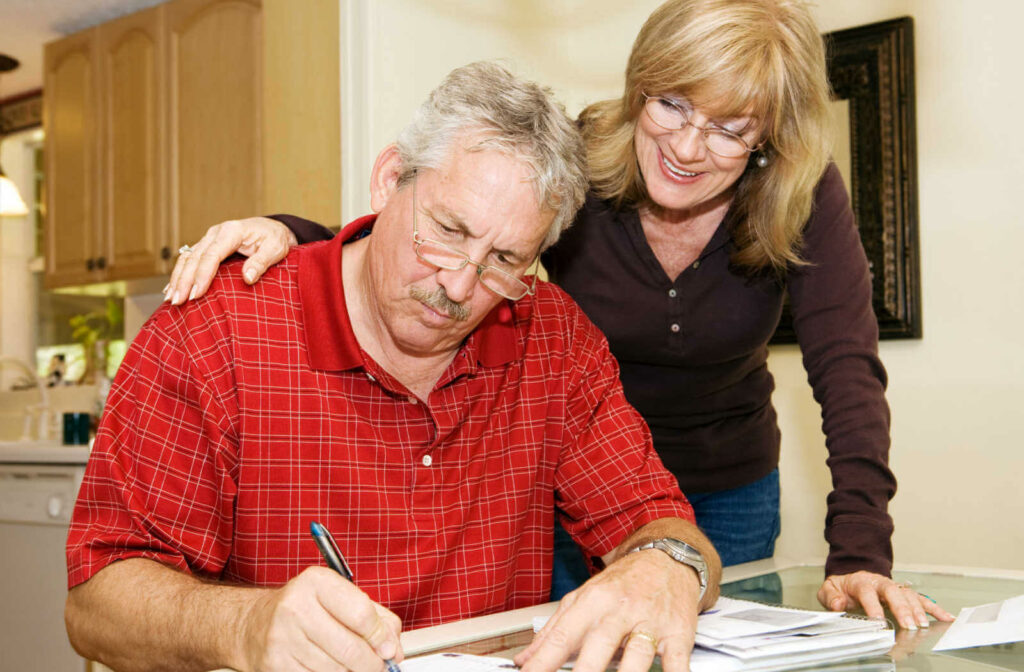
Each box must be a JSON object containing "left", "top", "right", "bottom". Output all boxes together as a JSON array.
[
  {"left": 411, "top": 181, "right": 540, "bottom": 301},
  {"left": 641, "top": 93, "right": 759, "bottom": 159}
]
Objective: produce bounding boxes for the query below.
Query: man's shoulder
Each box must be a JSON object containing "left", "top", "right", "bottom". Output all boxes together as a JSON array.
[
  {"left": 206, "top": 253, "right": 303, "bottom": 299},
  {"left": 143, "top": 254, "right": 305, "bottom": 339},
  {"left": 517, "top": 281, "right": 607, "bottom": 349}
]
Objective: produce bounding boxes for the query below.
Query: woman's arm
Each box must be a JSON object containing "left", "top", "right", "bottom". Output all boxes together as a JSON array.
[
  {"left": 788, "top": 163, "right": 952, "bottom": 628},
  {"left": 165, "top": 215, "right": 334, "bottom": 305}
]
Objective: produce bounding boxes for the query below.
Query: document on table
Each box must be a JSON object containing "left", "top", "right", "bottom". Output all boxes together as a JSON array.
[
  {"left": 933, "top": 594, "right": 1024, "bottom": 651},
  {"left": 687, "top": 597, "right": 893, "bottom": 671},
  {"left": 401, "top": 652, "right": 520, "bottom": 671},
  {"left": 414, "top": 596, "right": 893, "bottom": 672}
]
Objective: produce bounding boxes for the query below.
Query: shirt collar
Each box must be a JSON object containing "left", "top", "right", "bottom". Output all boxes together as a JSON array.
[{"left": 298, "top": 215, "right": 521, "bottom": 372}]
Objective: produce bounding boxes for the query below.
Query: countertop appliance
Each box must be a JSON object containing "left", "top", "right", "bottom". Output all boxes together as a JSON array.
[{"left": 0, "top": 442, "right": 88, "bottom": 671}]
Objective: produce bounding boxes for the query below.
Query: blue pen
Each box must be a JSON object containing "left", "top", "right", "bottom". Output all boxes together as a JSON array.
[{"left": 310, "top": 520, "right": 402, "bottom": 672}]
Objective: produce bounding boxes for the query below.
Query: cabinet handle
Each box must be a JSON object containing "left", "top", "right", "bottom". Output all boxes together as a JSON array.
[
  {"left": 161, "top": 246, "right": 172, "bottom": 260},
  {"left": 96, "top": 257, "right": 107, "bottom": 270},
  {"left": 86, "top": 258, "right": 95, "bottom": 271}
]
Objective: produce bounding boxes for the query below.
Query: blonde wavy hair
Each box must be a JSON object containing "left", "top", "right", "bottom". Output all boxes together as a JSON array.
[{"left": 580, "top": 0, "right": 833, "bottom": 272}]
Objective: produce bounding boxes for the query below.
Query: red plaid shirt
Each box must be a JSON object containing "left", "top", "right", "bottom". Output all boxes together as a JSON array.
[{"left": 67, "top": 216, "right": 692, "bottom": 629}]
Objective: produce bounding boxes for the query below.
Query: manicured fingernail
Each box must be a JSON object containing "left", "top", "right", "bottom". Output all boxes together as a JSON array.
[
  {"left": 189, "top": 287, "right": 198, "bottom": 301},
  {"left": 918, "top": 618, "right": 930, "bottom": 628},
  {"left": 162, "top": 284, "right": 170, "bottom": 295},
  {"left": 903, "top": 622, "right": 917, "bottom": 631},
  {"left": 244, "top": 269, "right": 256, "bottom": 283},
  {"left": 830, "top": 599, "right": 843, "bottom": 611},
  {"left": 172, "top": 291, "right": 181, "bottom": 305},
  {"left": 379, "top": 642, "right": 395, "bottom": 659}
]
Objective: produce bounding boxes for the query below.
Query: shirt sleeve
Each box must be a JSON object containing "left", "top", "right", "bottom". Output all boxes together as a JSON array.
[
  {"left": 787, "top": 162, "right": 896, "bottom": 577},
  {"left": 268, "top": 214, "right": 336, "bottom": 244},
  {"left": 66, "top": 302, "right": 240, "bottom": 589},
  {"left": 545, "top": 290, "right": 695, "bottom": 563}
]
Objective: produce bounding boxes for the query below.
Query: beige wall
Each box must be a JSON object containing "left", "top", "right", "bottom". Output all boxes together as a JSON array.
[
  {"left": 775, "top": 0, "right": 1024, "bottom": 570},
  {"left": 341, "top": 0, "right": 1024, "bottom": 570}
]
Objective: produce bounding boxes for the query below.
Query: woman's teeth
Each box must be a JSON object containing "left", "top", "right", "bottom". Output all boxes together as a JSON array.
[{"left": 662, "top": 155, "right": 697, "bottom": 177}]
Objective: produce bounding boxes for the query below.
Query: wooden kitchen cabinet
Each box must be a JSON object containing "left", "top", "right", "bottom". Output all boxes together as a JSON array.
[
  {"left": 166, "top": 0, "right": 263, "bottom": 246},
  {"left": 43, "top": 0, "right": 262, "bottom": 288},
  {"left": 97, "top": 6, "right": 168, "bottom": 281},
  {"left": 43, "top": 30, "right": 101, "bottom": 287}
]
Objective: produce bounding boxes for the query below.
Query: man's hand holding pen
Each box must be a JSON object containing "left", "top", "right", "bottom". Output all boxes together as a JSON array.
[{"left": 237, "top": 566, "right": 403, "bottom": 672}]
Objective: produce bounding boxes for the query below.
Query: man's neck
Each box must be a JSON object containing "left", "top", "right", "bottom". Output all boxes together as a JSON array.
[{"left": 341, "top": 239, "right": 458, "bottom": 401}]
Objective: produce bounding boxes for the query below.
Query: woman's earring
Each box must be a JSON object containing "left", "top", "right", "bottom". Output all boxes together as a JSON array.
[{"left": 755, "top": 153, "right": 769, "bottom": 168}]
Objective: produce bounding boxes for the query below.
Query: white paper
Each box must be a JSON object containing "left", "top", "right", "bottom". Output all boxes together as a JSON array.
[
  {"left": 401, "top": 652, "right": 518, "bottom": 672},
  {"left": 932, "top": 594, "right": 1024, "bottom": 651},
  {"left": 695, "top": 597, "right": 844, "bottom": 640}
]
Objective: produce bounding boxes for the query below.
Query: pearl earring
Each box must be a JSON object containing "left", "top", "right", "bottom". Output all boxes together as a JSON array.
[{"left": 756, "top": 154, "right": 769, "bottom": 168}]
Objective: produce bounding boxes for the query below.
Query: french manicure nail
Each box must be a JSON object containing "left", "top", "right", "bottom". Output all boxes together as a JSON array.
[
  {"left": 172, "top": 292, "right": 181, "bottom": 305},
  {"left": 162, "top": 284, "right": 170, "bottom": 295},
  {"left": 244, "top": 269, "right": 256, "bottom": 283},
  {"left": 189, "top": 287, "right": 198, "bottom": 301}
]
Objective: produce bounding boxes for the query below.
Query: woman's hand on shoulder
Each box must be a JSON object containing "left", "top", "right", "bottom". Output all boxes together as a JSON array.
[
  {"left": 818, "top": 571, "right": 954, "bottom": 631},
  {"left": 165, "top": 217, "right": 297, "bottom": 305}
]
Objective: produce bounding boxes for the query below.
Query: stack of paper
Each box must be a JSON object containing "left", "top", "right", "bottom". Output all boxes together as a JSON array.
[{"left": 690, "top": 597, "right": 894, "bottom": 671}]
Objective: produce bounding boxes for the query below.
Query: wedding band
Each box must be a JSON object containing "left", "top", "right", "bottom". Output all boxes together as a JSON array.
[
  {"left": 628, "top": 629, "right": 659, "bottom": 650},
  {"left": 178, "top": 245, "right": 193, "bottom": 255}
]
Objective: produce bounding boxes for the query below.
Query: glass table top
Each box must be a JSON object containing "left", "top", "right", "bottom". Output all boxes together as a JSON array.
[
  {"left": 418, "top": 565, "right": 1024, "bottom": 671},
  {"left": 720, "top": 565, "right": 1024, "bottom": 671}
]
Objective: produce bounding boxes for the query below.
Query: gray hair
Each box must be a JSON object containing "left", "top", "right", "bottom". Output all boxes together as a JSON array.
[{"left": 395, "top": 61, "right": 588, "bottom": 251}]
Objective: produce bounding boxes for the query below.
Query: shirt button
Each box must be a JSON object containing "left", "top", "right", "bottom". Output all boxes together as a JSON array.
[
  {"left": 422, "top": 454, "right": 433, "bottom": 467},
  {"left": 365, "top": 373, "right": 376, "bottom": 382},
  {"left": 408, "top": 396, "right": 418, "bottom": 405},
  {"left": 670, "top": 323, "right": 681, "bottom": 333},
  {"left": 692, "top": 260, "right": 701, "bottom": 269},
  {"left": 668, "top": 288, "right": 677, "bottom": 298}
]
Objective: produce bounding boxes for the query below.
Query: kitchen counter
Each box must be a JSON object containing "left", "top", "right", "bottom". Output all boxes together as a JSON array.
[{"left": 0, "top": 440, "right": 90, "bottom": 465}]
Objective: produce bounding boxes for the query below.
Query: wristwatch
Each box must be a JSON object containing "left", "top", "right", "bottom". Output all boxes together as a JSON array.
[{"left": 629, "top": 538, "right": 708, "bottom": 601}]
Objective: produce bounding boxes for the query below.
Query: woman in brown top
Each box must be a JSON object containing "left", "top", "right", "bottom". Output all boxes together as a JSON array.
[{"left": 165, "top": 0, "right": 951, "bottom": 629}]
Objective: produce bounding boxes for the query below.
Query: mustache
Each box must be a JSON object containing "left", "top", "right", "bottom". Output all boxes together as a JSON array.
[{"left": 410, "top": 286, "right": 471, "bottom": 322}]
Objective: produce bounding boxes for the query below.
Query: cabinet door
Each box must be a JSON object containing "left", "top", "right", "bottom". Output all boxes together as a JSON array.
[
  {"left": 166, "top": 0, "right": 263, "bottom": 247},
  {"left": 44, "top": 31, "right": 101, "bottom": 288},
  {"left": 97, "top": 7, "right": 169, "bottom": 280}
]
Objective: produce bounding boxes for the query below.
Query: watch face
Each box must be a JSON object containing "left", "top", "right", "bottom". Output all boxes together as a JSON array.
[{"left": 659, "top": 539, "right": 705, "bottom": 566}]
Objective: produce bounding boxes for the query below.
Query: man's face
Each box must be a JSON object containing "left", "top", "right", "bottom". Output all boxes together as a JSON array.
[{"left": 364, "top": 140, "right": 553, "bottom": 359}]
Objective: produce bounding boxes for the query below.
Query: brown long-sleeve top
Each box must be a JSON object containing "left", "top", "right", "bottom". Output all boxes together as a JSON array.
[{"left": 275, "top": 162, "right": 897, "bottom": 577}]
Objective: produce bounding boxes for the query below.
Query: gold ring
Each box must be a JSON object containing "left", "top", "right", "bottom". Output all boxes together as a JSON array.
[
  {"left": 628, "top": 629, "right": 659, "bottom": 650},
  {"left": 178, "top": 245, "right": 193, "bottom": 255},
  {"left": 898, "top": 581, "right": 914, "bottom": 590}
]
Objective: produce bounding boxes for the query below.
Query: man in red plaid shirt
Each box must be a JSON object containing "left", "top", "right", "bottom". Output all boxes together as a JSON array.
[{"left": 65, "top": 62, "right": 721, "bottom": 672}]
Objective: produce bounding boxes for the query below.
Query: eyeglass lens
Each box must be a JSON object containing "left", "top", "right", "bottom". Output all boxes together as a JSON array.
[
  {"left": 413, "top": 184, "right": 535, "bottom": 300},
  {"left": 644, "top": 96, "right": 752, "bottom": 158}
]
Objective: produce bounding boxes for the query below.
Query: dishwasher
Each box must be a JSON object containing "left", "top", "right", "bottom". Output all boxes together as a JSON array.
[{"left": 0, "top": 459, "right": 88, "bottom": 671}]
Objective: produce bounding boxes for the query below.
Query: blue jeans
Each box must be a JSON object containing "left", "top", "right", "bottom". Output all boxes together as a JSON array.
[{"left": 549, "top": 469, "right": 781, "bottom": 601}]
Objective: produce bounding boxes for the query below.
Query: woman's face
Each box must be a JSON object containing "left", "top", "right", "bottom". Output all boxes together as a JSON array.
[{"left": 634, "top": 95, "right": 760, "bottom": 218}]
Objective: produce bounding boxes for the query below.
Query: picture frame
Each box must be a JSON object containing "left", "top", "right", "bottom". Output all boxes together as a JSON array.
[
  {"left": 0, "top": 89, "right": 42, "bottom": 135},
  {"left": 771, "top": 16, "right": 921, "bottom": 343}
]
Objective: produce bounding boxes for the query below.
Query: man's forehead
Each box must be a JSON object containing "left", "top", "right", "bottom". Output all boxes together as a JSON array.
[{"left": 423, "top": 147, "right": 547, "bottom": 219}]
